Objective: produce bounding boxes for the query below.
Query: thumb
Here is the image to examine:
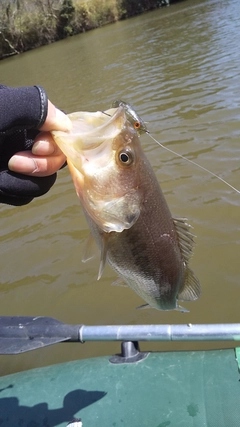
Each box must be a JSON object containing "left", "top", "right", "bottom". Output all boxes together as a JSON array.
[{"left": 40, "top": 100, "right": 72, "bottom": 132}]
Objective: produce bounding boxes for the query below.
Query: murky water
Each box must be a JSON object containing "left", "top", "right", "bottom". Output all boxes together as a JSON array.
[{"left": 0, "top": 0, "right": 240, "bottom": 375}]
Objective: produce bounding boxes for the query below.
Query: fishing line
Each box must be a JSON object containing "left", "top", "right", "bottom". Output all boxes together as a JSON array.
[{"left": 146, "top": 132, "right": 240, "bottom": 194}]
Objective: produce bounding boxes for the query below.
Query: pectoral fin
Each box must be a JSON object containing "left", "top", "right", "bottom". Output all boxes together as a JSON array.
[
  {"left": 97, "top": 234, "right": 109, "bottom": 280},
  {"left": 82, "top": 233, "right": 98, "bottom": 263},
  {"left": 82, "top": 232, "right": 108, "bottom": 281},
  {"left": 178, "top": 266, "right": 201, "bottom": 301}
]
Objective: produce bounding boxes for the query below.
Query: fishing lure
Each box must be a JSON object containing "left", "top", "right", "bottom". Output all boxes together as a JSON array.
[
  {"left": 112, "top": 100, "right": 148, "bottom": 134},
  {"left": 112, "top": 99, "right": 240, "bottom": 195}
]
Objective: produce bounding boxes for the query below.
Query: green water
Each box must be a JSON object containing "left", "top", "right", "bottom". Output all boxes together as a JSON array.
[{"left": 0, "top": 0, "right": 239, "bottom": 375}]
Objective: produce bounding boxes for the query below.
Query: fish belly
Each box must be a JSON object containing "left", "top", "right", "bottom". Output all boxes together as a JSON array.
[{"left": 106, "top": 204, "right": 184, "bottom": 311}]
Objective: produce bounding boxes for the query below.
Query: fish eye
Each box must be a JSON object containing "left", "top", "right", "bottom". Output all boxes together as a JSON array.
[
  {"left": 118, "top": 149, "right": 133, "bottom": 165},
  {"left": 134, "top": 121, "right": 141, "bottom": 129}
]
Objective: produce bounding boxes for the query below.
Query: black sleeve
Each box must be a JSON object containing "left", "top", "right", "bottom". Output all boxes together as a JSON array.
[
  {"left": 0, "top": 85, "right": 48, "bottom": 132},
  {"left": 0, "top": 85, "right": 56, "bottom": 206}
]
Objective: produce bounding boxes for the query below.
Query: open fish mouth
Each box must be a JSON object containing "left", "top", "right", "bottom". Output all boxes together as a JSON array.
[
  {"left": 52, "top": 107, "right": 127, "bottom": 176},
  {"left": 52, "top": 107, "right": 124, "bottom": 153}
]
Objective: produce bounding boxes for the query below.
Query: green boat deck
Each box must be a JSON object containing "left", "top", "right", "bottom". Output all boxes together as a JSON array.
[{"left": 0, "top": 348, "right": 239, "bottom": 426}]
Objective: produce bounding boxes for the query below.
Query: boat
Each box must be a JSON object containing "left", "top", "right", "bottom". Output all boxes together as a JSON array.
[{"left": 0, "top": 316, "right": 239, "bottom": 426}]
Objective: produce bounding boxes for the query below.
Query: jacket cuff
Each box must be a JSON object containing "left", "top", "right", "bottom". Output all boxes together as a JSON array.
[{"left": 34, "top": 85, "right": 48, "bottom": 129}]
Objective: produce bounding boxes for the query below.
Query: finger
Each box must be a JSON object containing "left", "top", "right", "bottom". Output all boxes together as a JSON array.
[
  {"left": 32, "top": 132, "right": 64, "bottom": 156},
  {"left": 39, "top": 101, "right": 72, "bottom": 132},
  {"left": 8, "top": 152, "right": 66, "bottom": 177}
]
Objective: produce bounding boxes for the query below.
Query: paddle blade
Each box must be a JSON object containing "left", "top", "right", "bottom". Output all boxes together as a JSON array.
[{"left": 0, "top": 316, "right": 80, "bottom": 354}]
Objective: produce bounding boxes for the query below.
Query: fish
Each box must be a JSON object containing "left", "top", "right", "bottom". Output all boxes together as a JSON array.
[{"left": 52, "top": 105, "right": 201, "bottom": 311}]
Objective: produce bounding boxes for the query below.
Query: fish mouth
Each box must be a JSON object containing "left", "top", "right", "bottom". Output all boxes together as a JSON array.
[
  {"left": 51, "top": 105, "right": 142, "bottom": 233},
  {"left": 51, "top": 106, "right": 125, "bottom": 156}
]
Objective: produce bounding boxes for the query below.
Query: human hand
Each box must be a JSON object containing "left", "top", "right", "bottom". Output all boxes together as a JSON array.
[{"left": 8, "top": 100, "right": 71, "bottom": 177}]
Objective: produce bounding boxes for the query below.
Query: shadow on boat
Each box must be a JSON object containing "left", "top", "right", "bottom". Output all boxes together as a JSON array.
[{"left": 0, "top": 388, "right": 107, "bottom": 426}]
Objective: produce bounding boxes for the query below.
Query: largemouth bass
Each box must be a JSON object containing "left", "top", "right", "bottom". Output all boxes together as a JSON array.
[{"left": 52, "top": 106, "right": 201, "bottom": 311}]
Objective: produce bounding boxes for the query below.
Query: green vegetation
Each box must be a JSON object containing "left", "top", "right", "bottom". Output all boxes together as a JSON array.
[{"left": 0, "top": 0, "right": 170, "bottom": 60}]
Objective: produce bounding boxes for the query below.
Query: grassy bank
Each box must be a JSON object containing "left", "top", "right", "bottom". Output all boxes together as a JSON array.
[{"left": 0, "top": 0, "right": 170, "bottom": 60}]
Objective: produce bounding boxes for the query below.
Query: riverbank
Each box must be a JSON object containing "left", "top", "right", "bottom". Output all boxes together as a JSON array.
[{"left": 0, "top": 0, "right": 172, "bottom": 60}]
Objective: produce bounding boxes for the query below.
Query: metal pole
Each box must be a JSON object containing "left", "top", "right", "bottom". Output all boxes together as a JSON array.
[{"left": 79, "top": 323, "right": 240, "bottom": 342}]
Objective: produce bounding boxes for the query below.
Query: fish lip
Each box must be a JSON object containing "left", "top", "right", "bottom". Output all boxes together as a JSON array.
[{"left": 69, "top": 106, "right": 126, "bottom": 150}]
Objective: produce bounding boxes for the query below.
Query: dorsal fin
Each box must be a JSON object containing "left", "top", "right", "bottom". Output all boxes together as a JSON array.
[{"left": 173, "top": 217, "right": 195, "bottom": 264}]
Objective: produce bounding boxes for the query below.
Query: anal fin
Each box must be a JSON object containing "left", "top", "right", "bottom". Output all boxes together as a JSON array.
[
  {"left": 173, "top": 217, "right": 195, "bottom": 264},
  {"left": 178, "top": 266, "right": 201, "bottom": 302}
]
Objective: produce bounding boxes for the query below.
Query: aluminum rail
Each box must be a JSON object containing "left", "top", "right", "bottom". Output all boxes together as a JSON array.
[
  {"left": 79, "top": 323, "right": 240, "bottom": 342},
  {"left": 1, "top": 317, "right": 240, "bottom": 355}
]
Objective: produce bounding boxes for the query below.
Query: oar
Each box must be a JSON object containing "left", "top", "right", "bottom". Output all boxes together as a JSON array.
[
  {"left": 1, "top": 316, "right": 240, "bottom": 355},
  {"left": 0, "top": 316, "right": 80, "bottom": 355}
]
